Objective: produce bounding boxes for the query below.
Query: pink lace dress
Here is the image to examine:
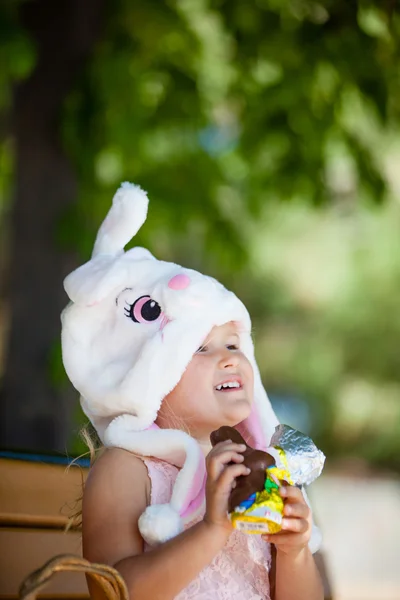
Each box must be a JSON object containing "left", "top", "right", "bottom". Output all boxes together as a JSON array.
[{"left": 143, "top": 458, "right": 271, "bottom": 600}]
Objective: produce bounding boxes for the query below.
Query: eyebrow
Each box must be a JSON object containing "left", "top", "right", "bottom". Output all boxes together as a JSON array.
[
  {"left": 115, "top": 287, "right": 133, "bottom": 306},
  {"left": 226, "top": 333, "right": 240, "bottom": 344},
  {"left": 201, "top": 329, "right": 239, "bottom": 347}
]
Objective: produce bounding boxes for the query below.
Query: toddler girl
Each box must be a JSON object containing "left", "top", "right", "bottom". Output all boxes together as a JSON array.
[{"left": 61, "top": 183, "right": 324, "bottom": 600}]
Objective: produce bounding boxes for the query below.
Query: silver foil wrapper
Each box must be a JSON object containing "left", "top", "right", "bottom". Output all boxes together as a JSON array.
[{"left": 269, "top": 424, "right": 325, "bottom": 486}]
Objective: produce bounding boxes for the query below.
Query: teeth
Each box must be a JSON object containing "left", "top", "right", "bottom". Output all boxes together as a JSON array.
[{"left": 216, "top": 381, "right": 240, "bottom": 391}]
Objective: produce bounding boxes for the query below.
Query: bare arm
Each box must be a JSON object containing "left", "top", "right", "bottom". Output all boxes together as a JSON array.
[
  {"left": 270, "top": 547, "right": 332, "bottom": 600},
  {"left": 82, "top": 441, "right": 248, "bottom": 600},
  {"left": 115, "top": 520, "right": 229, "bottom": 599},
  {"left": 275, "top": 546, "right": 323, "bottom": 600},
  {"left": 263, "top": 486, "right": 323, "bottom": 600}
]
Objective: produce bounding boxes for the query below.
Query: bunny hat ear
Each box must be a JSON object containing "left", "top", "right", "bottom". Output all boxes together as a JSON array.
[
  {"left": 63, "top": 183, "right": 149, "bottom": 306},
  {"left": 92, "top": 182, "right": 149, "bottom": 258},
  {"left": 62, "top": 182, "right": 312, "bottom": 548}
]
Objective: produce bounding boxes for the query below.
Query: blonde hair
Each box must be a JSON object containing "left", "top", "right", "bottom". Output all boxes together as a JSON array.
[
  {"left": 155, "top": 398, "right": 192, "bottom": 435},
  {"left": 65, "top": 424, "right": 103, "bottom": 531}
]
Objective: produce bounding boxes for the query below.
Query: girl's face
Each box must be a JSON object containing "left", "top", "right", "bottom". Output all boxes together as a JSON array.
[{"left": 156, "top": 322, "right": 254, "bottom": 442}]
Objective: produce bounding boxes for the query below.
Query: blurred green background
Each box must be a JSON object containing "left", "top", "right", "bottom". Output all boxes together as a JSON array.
[{"left": 1, "top": 0, "right": 400, "bottom": 474}]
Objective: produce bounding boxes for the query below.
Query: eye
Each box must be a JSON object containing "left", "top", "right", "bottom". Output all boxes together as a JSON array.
[
  {"left": 124, "top": 295, "right": 162, "bottom": 323},
  {"left": 227, "top": 344, "right": 239, "bottom": 350},
  {"left": 196, "top": 345, "right": 208, "bottom": 353}
]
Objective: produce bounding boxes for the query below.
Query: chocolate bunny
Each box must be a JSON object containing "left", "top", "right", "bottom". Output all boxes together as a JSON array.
[{"left": 210, "top": 426, "right": 275, "bottom": 512}]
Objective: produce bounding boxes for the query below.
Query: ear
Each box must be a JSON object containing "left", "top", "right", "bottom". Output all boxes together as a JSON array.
[
  {"left": 63, "top": 254, "right": 125, "bottom": 305},
  {"left": 92, "top": 182, "right": 149, "bottom": 258},
  {"left": 210, "top": 426, "right": 246, "bottom": 447},
  {"left": 63, "top": 182, "right": 151, "bottom": 306},
  {"left": 125, "top": 247, "right": 156, "bottom": 261}
]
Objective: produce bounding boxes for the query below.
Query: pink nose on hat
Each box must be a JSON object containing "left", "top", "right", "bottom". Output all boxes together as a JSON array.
[{"left": 168, "top": 274, "right": 191, "bottom": 290}]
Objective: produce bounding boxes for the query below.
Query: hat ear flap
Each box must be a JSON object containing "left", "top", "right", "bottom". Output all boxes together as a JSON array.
[{"left": 104, "top": 416, "right": 206, "bottom": 546}]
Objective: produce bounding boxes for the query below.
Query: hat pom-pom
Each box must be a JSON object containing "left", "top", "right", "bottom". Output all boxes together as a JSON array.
[{"left": 138, "top": 503, "right": 184, "bottom": 546}]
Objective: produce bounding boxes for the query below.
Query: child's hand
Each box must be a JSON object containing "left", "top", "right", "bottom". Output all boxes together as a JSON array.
[
  {"left": 263, "top": 485, "right": 312, "bottom": 556},
  {"left": 204, "top": 439, "right": 249, "bottom": 532}
]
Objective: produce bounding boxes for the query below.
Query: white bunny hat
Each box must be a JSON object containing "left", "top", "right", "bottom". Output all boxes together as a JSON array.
[{"left": 61, "top": 182, "right": 282, "bottom": 545}]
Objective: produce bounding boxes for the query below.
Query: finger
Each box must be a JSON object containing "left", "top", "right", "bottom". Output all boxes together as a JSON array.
[
  {"left": 213, "top": 439, "right": 232, "bottom": 447},
  {"left": 281, "top": 517, "right": 309, "bottom": 534},
  {"left": 206, "top": 439, "right": 234, "bottom": 458},
  {"left": 210, "top": 442, "right": 247, "bottom": 456},
  {"left": 208, "top": 449, "right": 245, "bottom": 466},
  {"left": 207, "top": 451, "right": 246, "bottom": 480},
  {"left": 211, "top": 450, "right": 246, "bottom": 467},
  {"left": 206, "top": 444, "right": 244, "bottom": 469},
  {"left": 216, "top": 464, "right": 251, "bottom": 492},
  {"left": 279, "top": 485, "right": 304, "bottom": 503},
  {"left": 283, "top": 502, "right": 310, "bottom": 520}
]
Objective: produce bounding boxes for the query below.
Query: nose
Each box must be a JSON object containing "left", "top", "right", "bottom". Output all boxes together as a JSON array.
[
  {"left": 218, "top": 349, "right": 239, "bottom": 370},
  {"left": 168, "top": 274, "right": 191, "bottom": 290}
]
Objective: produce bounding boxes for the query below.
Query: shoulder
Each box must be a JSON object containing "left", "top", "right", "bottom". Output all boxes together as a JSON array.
[
  {"left": 82, "top": 447, "right": 151, "bottom": 565},
  {"left": 84, "top": 447, "right": 151, "bottom": 505},
  {"left": 87, "top": 448, "right": 149, "bottom": 487}
]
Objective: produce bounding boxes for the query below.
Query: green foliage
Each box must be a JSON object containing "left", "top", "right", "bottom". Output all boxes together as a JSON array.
[
  {"left": 250, "top": 200, "right": 400, "bottom": 470},
  {"left": 61, "top": 1, "right": 400, "bottom": 260}
]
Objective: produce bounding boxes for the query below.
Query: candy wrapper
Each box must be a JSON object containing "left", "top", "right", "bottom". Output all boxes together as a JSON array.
[
  {"left": 211, "top": 424, "right": 325, "bottom": 535},
  {"left": 230, "top": 463, "right": 293, "bottom": 534}
]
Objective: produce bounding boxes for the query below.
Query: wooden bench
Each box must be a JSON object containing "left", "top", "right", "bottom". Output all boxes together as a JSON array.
[{"left": 0, "top": 453, "right": 89, "bottom": 599}]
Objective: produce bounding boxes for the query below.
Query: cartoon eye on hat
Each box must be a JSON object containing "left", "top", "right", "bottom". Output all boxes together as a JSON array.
[{"left": 125, "top": 295, "right": 163, "bottom": 323}]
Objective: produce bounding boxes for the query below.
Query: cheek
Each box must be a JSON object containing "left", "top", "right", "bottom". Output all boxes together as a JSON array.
[
  {"left": 182, "top": 359, "right": 212, "bottom": 397},
  {"left": 164, "top": 359, "right": 211, "bottom": 414},
  {"left": 183, "top": 360, "right": 217, "bottom": 414},
  {"left": 186, "top": 355, "right": 213, "bottom": 382},
  {"left": 243, "top": 359, "right": 254, "bottom": 393}
]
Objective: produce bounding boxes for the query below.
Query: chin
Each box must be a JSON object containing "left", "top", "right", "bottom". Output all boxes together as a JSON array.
[{"left": 221, "top": 398, "right": 252, "bottom": 427}]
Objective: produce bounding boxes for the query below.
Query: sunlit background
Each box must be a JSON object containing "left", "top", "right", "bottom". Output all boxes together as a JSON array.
[{"left": 1, "top": 1, "right": 400, "bottom": 599}]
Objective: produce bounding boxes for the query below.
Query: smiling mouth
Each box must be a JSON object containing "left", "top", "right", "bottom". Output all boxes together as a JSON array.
[{"left": 215, "top": 380, "right": 243, "bottom": 392}]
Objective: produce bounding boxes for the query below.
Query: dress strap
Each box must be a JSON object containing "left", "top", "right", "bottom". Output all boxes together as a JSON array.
[{"left": 142, "top": 457, "right": 179, "bottom": 506}]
